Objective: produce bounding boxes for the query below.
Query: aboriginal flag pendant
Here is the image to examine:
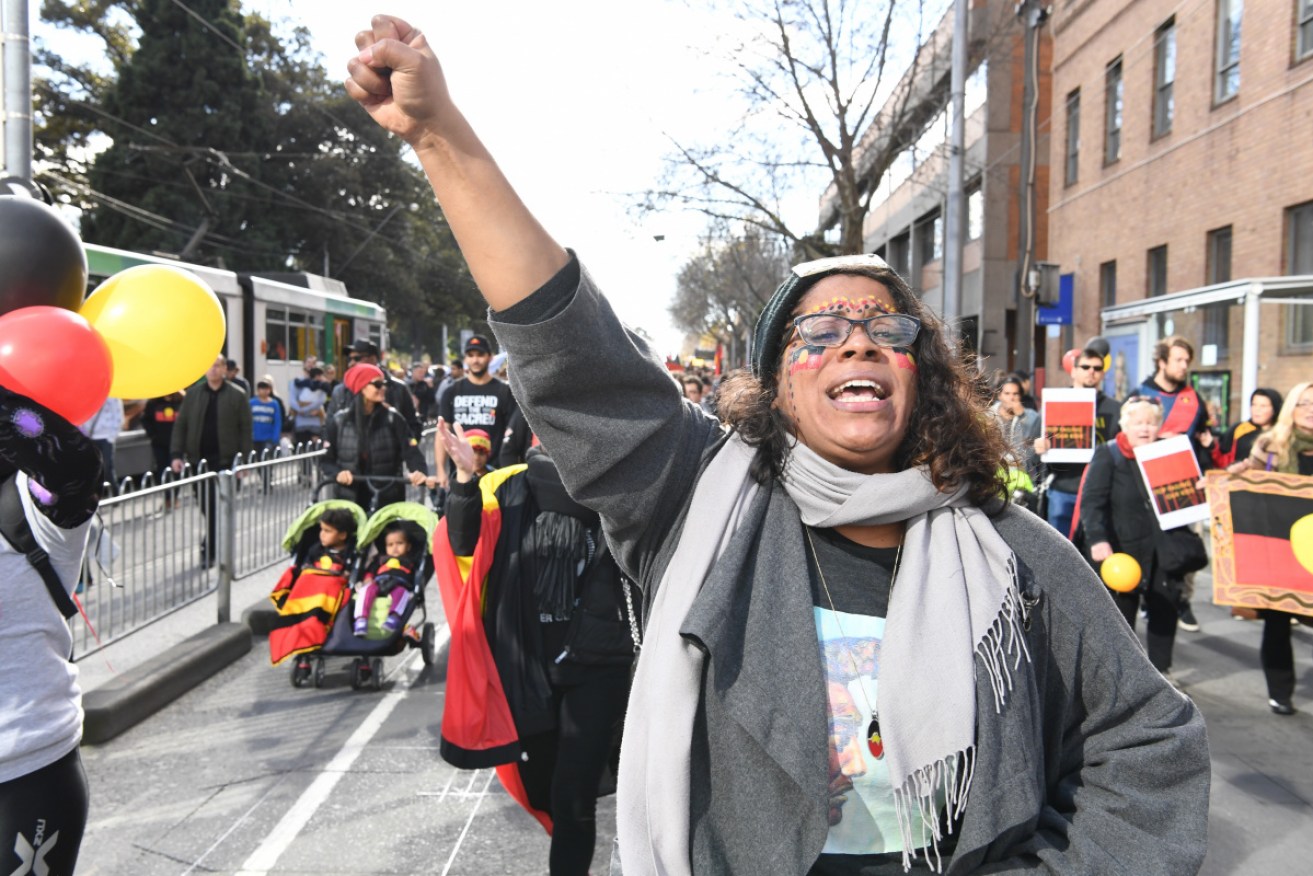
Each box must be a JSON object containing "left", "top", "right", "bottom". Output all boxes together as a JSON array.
[{"left": 867, "top": 717, "right": 884, "bottom": 759}]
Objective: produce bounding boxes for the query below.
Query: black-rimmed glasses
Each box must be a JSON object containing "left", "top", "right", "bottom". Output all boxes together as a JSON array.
[{"left": 792, "top": 313, "right": 921, "bottom": 349}]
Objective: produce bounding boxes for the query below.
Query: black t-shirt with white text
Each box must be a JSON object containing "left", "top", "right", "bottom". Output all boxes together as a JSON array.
[{"left": 438, "top": 377, "right": 517, "bottom": 464}]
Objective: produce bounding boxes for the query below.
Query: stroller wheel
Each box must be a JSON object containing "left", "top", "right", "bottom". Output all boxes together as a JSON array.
[
  {"left": 312, "top": 657, "right": 326, "bottom": 688},
  {"left": 290, "top": 659, "right": 309, "bottom": 688},
  {"left": 421, "top": 623, "right": 436, "bottom": 666},
  {"left": 370, "top": 657, "right": 384, "bottom": 691},
  {"left": 350, "top": 657, "right": 366, "bottom": 691}
]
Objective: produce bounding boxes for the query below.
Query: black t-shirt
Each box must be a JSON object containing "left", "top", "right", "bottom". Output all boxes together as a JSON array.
[
  {"left": 1300, "top": 454, "right": 1313, "bottom": 477},
  {"left": 804, "top": 527, "right": 943, "bottom": 875},
  {"left": 438, "top": 377, "right": 518, "bottom": 464}
]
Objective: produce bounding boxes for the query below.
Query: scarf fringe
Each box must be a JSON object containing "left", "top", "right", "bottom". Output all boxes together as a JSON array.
[{"left": 891, "top": 562, "right": 1031, "bottom": 873}]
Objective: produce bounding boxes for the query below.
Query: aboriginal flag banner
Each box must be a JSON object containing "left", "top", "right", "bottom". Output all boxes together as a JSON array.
[
  {"left": 1040, "top": 388, "right": 1097, "bottom": 463},
  {"left": 1206, "top": 470, "right": 1313, "bottom": 618},
  {"left": 1134, "top": 434, "right": 1209, "bottom": 529}
]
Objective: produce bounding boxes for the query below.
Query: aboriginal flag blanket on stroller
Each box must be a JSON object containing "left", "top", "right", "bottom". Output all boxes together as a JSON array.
[{"left": 269, "top": 551, "right": 352, "bottom": 664}]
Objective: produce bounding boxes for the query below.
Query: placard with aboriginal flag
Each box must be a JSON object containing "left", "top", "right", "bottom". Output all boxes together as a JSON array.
[
  {"left": 1206, "top": 470, "right": 1313, "bottom": 618},
  {"left": 1134, "top": 435, "right": 1209, "bottom": 529},
  {"left": 1040, "top": 388, "right": 1097, "bottom": 463}
]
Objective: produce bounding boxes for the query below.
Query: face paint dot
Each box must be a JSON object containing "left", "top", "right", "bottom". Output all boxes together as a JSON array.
[
  {"left": 27, "top": 478, "right": 54, "bottom": 505},
  {"left": 11, "top": 408, "right": 44, "bottom": 438}
]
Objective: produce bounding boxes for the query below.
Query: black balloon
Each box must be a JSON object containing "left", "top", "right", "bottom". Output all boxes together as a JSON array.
[
  {"left": 0, "top": 195, "right": 87, "bottom": 316},
  {"left": 1085, "top": 335, "right": 1111, "bottom": 358}
]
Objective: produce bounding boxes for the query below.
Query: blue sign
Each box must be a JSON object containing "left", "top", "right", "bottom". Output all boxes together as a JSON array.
[{"left": 1036, "top": 272, "right": 1074, "bottom": 326}]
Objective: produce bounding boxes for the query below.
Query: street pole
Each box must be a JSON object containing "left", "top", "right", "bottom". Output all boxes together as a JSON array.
[
  {"left": 1, "top": 0, "right": 32, "bottom": 181},
  {"left": 1014, "top": 0, "right": 1045, "bottom": 374},
  {"left": 942, "top": 0, "right": 968, "bottom": 342}
]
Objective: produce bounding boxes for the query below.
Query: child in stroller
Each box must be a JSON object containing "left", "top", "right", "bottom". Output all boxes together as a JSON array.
[
  {"left": 354, "top": 520, "right": 420, "bottom": 637},
  {"left": 269, "top": 502, "right": 367, "bottom": 677},
  {"left": 316, "top": 501, "right": 440, "bottom": 690}
]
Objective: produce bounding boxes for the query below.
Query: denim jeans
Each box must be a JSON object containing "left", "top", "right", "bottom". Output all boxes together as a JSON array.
[{"left": 1046, "top": 488, "right": 1079, "bottom": 539}]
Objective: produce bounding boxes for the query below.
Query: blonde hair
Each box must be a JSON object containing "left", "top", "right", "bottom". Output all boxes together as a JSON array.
[
  {"left": 1119, "top": 396, "right": 1164, "bottom": 429},
  {"left": 1260, "top": 381, "right": 1313, "bottom": 470}
]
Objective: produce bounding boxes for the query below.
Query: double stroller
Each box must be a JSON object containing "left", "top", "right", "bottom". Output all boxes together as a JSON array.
[{"left": 269, "top": 497, "right": 439, "bottom": 691}]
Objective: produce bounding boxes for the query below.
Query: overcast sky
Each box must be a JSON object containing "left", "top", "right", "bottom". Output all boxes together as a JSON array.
[
  {"left": 265, "top": 0, "right": 769, "bottom": 355},
  {"left": 33, "top": 0, "right": 845, "bottom": 355}
]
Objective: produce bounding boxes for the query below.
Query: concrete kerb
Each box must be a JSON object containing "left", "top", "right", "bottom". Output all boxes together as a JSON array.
[{"left": 82, "top": 622, "right": 252, "bottom": 744}]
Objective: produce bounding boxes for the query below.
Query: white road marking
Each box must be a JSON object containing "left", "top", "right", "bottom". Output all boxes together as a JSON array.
[
  {"left": 439, "top": 770, "right": 497, "bottom": 876},
  {"left": 227, "top": 626, "right": 451, "bottom": 876},
  {"left": 178, "top": 780, "right": 284, "bottom": 876}
]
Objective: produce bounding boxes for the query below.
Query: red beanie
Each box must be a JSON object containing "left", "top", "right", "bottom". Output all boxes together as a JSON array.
[{"left": 344, "top": 363, "right": 385, "bottom": 395}]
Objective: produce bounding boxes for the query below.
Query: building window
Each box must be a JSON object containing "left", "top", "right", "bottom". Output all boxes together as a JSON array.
[
  {"left": 966, "top": 182, "right": 983, "bottom": 240},
  {"left": 1153, "top": 20, "right": 1176, "bottom": 138},
  {"left": 1147, "top": 245, "right": 1169, "bottom": 296},
  {"left": 1100, "top": 260, "right": 1117, "bottom": 309},
  {"left": 916, "top": 210, "right": 943, "bottom": 266},
  {"left": 1064, "top": 89, "right": 1080, "bottom": 185},
  {"left": 1299, "top": 0, "right": 1313, "bottom": 61},
  {"left": 1215, "top": 0, "right": 1242, "bottom": 102},
  {"left": 1207, "top": 226, "right": 1233, "bottom": 284},
  {"left": 1285, "top": 202, "right": 1313, "bottom": 349},
  {"left": 1104, "top": 58, "right": 1123, "bottom": 163},
  {"left": 889, "top": 231, "right": 911, "bottom": 278},
  {"left": 1203, "top": 227, "right": 1232, "bottom": 358}
]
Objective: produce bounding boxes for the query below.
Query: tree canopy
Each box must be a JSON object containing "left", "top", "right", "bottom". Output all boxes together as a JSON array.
[{"left": 34, "top": 0, "right": 483, "bottom": 353}]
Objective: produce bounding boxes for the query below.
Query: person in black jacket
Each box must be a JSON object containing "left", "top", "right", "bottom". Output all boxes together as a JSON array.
[
  {"left": 439, "top": 417, "right": 635, "bottom": 876},
  {"left": 321, "top": 363, "right": 427, "bottom": 509},
  {"left": 1079, "top": 396, "right": 1181, "bottom": 675}
]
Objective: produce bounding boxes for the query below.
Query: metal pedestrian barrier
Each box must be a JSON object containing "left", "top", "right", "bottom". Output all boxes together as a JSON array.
[{"left": 70, "top": 432, "right": 436, "bottom": 660}]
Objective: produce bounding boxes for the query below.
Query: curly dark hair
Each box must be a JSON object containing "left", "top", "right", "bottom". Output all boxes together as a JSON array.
[
  {"left": 319, "top": 507, "right": 359, "bottom": 536},
  {"left": 719, "top": 266, "right": 1010, "bottom": 507}
]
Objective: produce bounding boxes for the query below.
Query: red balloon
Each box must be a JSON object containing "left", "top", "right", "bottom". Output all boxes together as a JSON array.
[
  {"left": 0, "top": 306, "right": 112, "bottom": 424},
  {"left": 1061, "top": 348, "right": 1082, "bottom": 375}
]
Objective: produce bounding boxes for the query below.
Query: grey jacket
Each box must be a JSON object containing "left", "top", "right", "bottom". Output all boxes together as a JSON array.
[{"left": 491, "top": 257, "right": 1209, "bottom": 875}]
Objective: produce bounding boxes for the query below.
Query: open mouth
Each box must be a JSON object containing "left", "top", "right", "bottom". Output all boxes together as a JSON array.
[{"left": 827, "top": 378, "right": 890, "bottom": 404}]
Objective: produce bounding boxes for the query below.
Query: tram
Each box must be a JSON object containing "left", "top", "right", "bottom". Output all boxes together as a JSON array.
[{"left": 85, "top": 244, "right": 389, "bottom": 481}]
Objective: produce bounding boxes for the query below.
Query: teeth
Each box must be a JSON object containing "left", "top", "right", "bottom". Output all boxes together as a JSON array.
[{"left": 829, "top": 379, "right": 888, "bottom": 400}]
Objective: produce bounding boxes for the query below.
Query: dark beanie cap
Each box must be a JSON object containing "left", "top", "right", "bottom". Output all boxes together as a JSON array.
[{"left": 749, "top": 253, "right": 895, "bottom": 384}]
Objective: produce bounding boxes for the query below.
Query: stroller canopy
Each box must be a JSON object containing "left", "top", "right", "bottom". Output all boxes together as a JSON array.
[
  {"left": 282, "top": 499, "right": 369, "bottom": 553},
  {"left": 359, "top": 501, "right": 440, "bottom": 548}
]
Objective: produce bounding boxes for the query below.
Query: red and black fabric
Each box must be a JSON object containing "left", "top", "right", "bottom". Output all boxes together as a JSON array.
[
  {"left": 433, "top": 510, "right": 521, "bottom": 768},
  {"left": 1229, "top": 489, "right": 1313, "bottom": 599},
  {"left": 435, "top": 467, "right": 556, "bottom": 833},
  {"left": 268, "top": 550, "right": 352, "bottom": 665}
]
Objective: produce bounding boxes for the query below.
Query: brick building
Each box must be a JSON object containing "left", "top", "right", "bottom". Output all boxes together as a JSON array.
[
  {"left": 817, "top": 1, "right": 1052, "bottom": 370},
  {"left": 1047, "top": 0, "right": 1313, "bottom": 425}
]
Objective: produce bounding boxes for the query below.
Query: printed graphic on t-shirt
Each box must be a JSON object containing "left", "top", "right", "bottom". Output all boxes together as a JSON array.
[
  {"left": 816, "top": 607, "right": 906, "bottom": 856},
  {"left": 452, "top": 394, "right": 501, "bottom": 428}
]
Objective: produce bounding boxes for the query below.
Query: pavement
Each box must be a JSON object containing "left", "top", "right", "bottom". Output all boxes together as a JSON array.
[{"left": 74, "top": 564, "right": 1313, "bottom": 872}]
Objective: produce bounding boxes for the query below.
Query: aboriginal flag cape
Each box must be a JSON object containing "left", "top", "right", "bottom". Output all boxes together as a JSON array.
[
  {"left": 268, "top": 551, "right": 352, "bottom": 664},
  {"left": 1206, "top": 470, "right": 1313, "bottom": 617},
  {"left": 434, "top": 464, "right": 552, "bottom": 833}
]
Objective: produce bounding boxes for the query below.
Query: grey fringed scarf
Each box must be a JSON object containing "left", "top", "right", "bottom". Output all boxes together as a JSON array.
[
  {"left": 783, "top": 442, "right": 1030, "bottom": 869},
  {"left": 616, "top": 436, "right": 1030, "bottom": 874}
]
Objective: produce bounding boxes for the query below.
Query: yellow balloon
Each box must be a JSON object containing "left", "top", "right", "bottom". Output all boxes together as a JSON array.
[
  {"left": 80, "top": 265, "right": 225, "bottom": 397},
  {"left": 1100, "top": 552, "right": 1142, "bottom": 593},
  {"left": 1291, "top": 515, "right": 1313, "bottom": 575},
  {"left": 1104, "top": 354, "right": 1112, "bottom": 372}
]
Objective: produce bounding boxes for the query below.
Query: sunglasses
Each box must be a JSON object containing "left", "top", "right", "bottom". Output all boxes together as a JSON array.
[
  {"left": 792, "top": 312, "right": 921, "bottom": 349},
  {"left": 1075, "top": 363, "right": 1104, "bottom": 372},
  {"left": 367, "top": 379, "right": 387, "bottom": 390}
]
